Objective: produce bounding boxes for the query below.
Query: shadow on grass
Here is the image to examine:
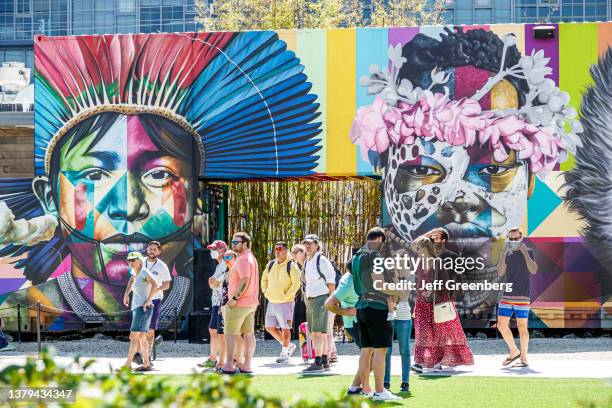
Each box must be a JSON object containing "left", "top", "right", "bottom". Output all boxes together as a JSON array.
[
  {"left": 296, "top": 373, "right": 341, "bottom": 379},
  {"left": 417, "top": 374, "right": 451, "bottom": 380}
]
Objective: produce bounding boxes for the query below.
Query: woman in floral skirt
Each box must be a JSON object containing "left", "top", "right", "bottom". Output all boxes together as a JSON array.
[{"left": 412, "top": 228, "right": 473, "bottom": 372}]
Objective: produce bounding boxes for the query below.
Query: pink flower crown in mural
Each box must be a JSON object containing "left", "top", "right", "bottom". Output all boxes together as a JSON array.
[{"left": 351, "top": 35, "right": 583, "bottom": 178}]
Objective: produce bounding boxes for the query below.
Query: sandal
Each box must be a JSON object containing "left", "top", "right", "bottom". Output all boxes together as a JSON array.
[
  {"left": 134, "top": 365, "right": 154, "bottom": 372},
  {"left": 502, "top": 353, "right": 520, "bottom": 366},
  {"left": 513, "top": 361, "right": 529, "bottom": 368},
  {"left": 219, "top": 368, "right": 240, "bottom": 375},
  {"left": 329, "top": 356, "right": 338, "bottom": 364}
]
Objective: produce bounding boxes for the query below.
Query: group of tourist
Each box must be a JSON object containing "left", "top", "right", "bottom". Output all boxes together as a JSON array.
[{"left": 120, "top": 226, "right": 538, "bottom": 401}]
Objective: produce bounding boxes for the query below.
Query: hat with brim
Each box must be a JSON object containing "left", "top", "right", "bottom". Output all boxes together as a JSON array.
[
  {"left": 303, "top": 234, "right": 320, "bottom": 244},
  {"left": 127, "top": 252, "right": 145, "bottom": 261}
]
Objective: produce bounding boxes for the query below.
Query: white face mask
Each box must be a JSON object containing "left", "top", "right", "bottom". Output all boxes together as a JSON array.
[
  {"left": 508, "top": 240, "right": 522, "bottom": 251},
  {"left": 210, "top": 250, "right": 219, "bottom": 259}
]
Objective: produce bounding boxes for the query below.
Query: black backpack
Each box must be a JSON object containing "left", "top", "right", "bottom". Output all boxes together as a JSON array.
[{"left": 311, "top": 254, "right": 342, "bottom": 288}]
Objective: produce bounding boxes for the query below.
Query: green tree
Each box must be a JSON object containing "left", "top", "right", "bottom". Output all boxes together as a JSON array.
[{"left": 195, "top": 0, "right": 446, "bottom": 31}]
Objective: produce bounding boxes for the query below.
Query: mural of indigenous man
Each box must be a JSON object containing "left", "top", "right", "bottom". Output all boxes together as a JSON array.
[
  {"left": 350, "top": 28, "right": 583, "bottom": 315},
  {"left": 0, "top": 32, "right": 322, "bottom": 328}
]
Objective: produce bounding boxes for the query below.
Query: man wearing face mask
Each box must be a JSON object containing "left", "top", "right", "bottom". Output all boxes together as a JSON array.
[
  {"left": 200, "top": 240, "right": 228, "bottom": 368},
  {"left": 497, "top": 228, "right": 538, "bottom": 368}
]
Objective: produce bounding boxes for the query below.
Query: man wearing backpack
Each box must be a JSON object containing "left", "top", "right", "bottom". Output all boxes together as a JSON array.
[
  {"left": 301, "top": 234, "right": 336, "bottom": 374},
  {"left": 262, "top": 241, "right": 302, "bottom": 363}
]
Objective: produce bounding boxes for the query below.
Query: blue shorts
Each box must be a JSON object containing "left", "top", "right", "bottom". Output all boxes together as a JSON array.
[
  {"left": 131, "top": 306, "right": 154, "bottom": 332},
  {"left": 498, "top": 301, "right": 530, "bottom": 319},
  {"left": 149, "top": 299, "right": 162, "bottom": 330},
  {"left": 209, "top": 305, "right": 221, "bottom": 331}
]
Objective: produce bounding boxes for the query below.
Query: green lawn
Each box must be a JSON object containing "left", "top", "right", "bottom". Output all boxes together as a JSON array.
[{"left": 168, "top": 375, "right": 612, "bottom": 407}]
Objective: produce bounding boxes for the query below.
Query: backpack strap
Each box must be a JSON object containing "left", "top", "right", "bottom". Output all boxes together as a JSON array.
[
  {"left": 315, "top": 254, "right": 327, "bottom": 282},
  {"left": 286, "top": 260, "right": 293, "bottom": 276},
  {"left": 267, "top": 260, "right": 275, "bottom": 273}
]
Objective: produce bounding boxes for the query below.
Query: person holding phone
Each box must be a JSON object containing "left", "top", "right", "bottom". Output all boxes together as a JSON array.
[
  {"left": 121, "top": 252, "right": 159, "bottom": 372},
  {"left": 497, "top": 227, "right": 538, "bottom": 368}
]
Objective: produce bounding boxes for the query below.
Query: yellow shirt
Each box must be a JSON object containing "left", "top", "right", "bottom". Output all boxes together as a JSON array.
[{"left": 261, "top": 257, "right": 302, "bottom": 304}]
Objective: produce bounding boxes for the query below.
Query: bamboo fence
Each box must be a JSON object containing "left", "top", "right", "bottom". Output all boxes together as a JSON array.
[{"left": 223, "top": 178, "right": 382, "bottom": 329}]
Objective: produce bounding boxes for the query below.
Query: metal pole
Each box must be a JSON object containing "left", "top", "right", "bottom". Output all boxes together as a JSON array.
[
  {"left": 17, "top": 304, "right": 22, "bottom": 343},
  {"left": 174, "top": 308, "right": 178, "bottom": 344},
  {"left": 36, "top": 302, "right": 41, "bottom": 357}
]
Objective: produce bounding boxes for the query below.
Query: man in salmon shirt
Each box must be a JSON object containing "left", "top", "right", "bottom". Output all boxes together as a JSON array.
[{"left": 220, "top": 232, "right": 259, "bottom": 374}]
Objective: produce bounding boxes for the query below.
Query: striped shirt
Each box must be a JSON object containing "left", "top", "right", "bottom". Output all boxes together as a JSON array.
[{"left": 395, "top": 300, "right": 412, "bottom": 320}]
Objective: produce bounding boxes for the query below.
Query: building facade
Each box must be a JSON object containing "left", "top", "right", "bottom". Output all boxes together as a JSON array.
[{"left": 0, "top": 1, "right": 610, "bottom": 68}]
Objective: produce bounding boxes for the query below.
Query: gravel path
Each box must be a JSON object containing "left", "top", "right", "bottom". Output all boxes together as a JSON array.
[{"left": 1, "top": 337, "right": 611, "bottom": 360}]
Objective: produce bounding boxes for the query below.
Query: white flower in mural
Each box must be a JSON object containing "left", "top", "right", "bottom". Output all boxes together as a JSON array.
[
  {"left": 388, "top": 43, "right": 407, "bottom": 70},
  {"left": 503, "top": 34, "right": 516, "bottom": 47}
]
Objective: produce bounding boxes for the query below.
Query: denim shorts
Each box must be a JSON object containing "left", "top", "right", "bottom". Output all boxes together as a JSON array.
[{"left": 131, "top": 306, "right": 154, "bottom": 332}]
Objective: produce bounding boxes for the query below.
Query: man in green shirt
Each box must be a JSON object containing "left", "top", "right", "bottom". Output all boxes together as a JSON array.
[{"left": 351, "top": 227, "right": 401, "bottom": 402}]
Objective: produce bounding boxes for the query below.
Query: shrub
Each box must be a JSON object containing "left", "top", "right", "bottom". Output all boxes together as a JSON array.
[{"left": 0, "top": 348, "right": 370, "bottom": 407}]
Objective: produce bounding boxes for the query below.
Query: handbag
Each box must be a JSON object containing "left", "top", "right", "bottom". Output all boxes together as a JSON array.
[{"left": 432, "top": 264, "right": 457, "bottom": 324}]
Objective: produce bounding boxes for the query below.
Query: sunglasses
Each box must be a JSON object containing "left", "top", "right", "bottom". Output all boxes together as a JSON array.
[
  {"left": 128, "top": 259, "right": 139, "bottom": 263},
  {"left": 508, "top": 237, "right": 522, "bottom": 241},
  {"left": 223, "top": 255, "right": 235, "bottom": 261},
  {"left": 275, "top": 246, "right": 287, "bottom": 251},
  {"left": 231, "top": 240, "right": 244, "bottom": 245}
]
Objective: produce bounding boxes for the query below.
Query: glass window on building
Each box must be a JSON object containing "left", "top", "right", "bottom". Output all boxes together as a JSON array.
[
  {"left": 475, "top": 8, "right": 492, "bottom": 24},
  {"left": 16, "top": 0, "right": 30, "bottom": 13},
  {"left": 117, "top": 14, "right": 137, "bottom": 34},
  {"left": 118, "top": 0, "right": 136, "bottom": 14},
  {"left": 95, "top": 11, "right": 114, "bottom": 34},
  {"left": 73, "top": 0, "right": 94, "bottom": 35},
  {"left": 0, "top": 0, "right": 15, "bottom": 13},
  {"left": 455, "top": 7, "right": 473, "bottom": 22},
  {"left": 0, "top": 13, "right": 13, "bottom": 40},
  {"left": 50, "top": 0, "right": 68, "bottom": 36},
  {"left": 15, "top": 16, "right": 31, "bottom": 39},
  {"left": 141, "top": 0, "right": 162, "bottom": 33}
]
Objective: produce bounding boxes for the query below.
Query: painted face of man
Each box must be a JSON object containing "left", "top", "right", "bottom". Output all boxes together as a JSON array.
[
  {"left": 55, "top": 114, "right": 195, "bottom": 284},
  {"left": 384, "top": 140, "right": 528, "bottom": 254}
]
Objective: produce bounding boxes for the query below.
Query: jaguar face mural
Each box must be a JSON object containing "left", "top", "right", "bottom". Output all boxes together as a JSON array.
[
  {"left": 351, "top": 27, "right": 584, "bottom": 313},
  {"left": 0, "top": 32, "right": 322, "bottom": 328}
]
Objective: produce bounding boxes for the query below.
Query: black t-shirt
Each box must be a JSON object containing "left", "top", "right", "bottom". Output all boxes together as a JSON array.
[{"left": 504, "top": 248, "right": 535, "bottom": 298}]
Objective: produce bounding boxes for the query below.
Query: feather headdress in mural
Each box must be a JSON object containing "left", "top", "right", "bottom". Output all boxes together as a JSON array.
[{"left": 34, "top": 31, "right": 322, "bottom": 177}]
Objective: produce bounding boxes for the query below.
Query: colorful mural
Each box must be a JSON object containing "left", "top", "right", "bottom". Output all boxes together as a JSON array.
[
  {"left": 0, "top": 31, "right": 323, "bottom": 329},
  {"left": 0, "top": 23, "right": 610, "bottom": 330}
]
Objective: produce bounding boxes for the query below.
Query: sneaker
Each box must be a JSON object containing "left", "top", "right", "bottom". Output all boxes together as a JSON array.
[
  {"left": 400, "top": 382, "right": 409, "bottom": 392},
  {"left": 346, "top": 387, "right": 363, "bottom": 396},
  {"left": 383, "top": 382, "right": 391, "bottom": 390},
  {"left": 133, "top": 353, "right": 143, "bottom": 365},
  {"left": 276, "top": 351, "right": 289, "bottom": 363},
  {"left": 302, "top": 363, "right": 325, "bottom": 374},
  {"left": 0, "top": 344, "right": 15, "bottom": 352},
  {"left": 372, "top": 389, "right": 402, "bottom": 401},
  {"left": 433, "top": 363, "right": 443, "bottom": 371},
  {"left": 287, "top": 343, "right": 297, "bottom": 357},
  {"left": 154, "top": 335, "right": 163, "bottom": 346},
  {"left": 411, "top": 363, "right": 423, "bottom": 374}
]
